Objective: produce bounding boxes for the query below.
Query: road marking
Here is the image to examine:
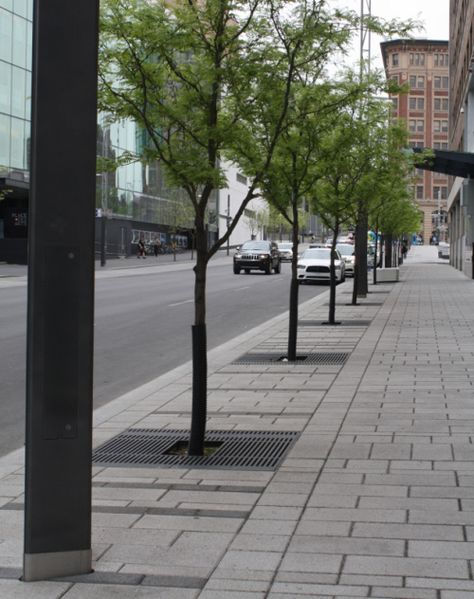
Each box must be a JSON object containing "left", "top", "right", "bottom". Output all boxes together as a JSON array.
[
  {"left": 236, "top": 286, "right": 250, "bottom": 291},
  {"left": 168, "top": 299, "right": 193, "bottom": 307}
]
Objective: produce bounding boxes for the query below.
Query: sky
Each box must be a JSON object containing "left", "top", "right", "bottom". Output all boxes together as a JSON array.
[{"left": 331, "top": 0, "right": 450, "bottom": 72}]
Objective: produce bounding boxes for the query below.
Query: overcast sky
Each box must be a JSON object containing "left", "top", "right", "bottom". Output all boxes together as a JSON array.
[{"left": 331, "top": 0, "right": 450, "bottom": 71}]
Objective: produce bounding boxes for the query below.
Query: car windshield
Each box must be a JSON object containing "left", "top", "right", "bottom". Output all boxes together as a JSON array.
[
  {"left": 278, "top": 243, "right": 292, "bottom": 250},
  {"left": 301, "top": 248, "right": 331, "bottom": 260},
  {"left": 240, "top": 241, "right": 270, "bottom": 251},
  {"left": 336, "top": 244, "right": 354, "bottom": 256}
]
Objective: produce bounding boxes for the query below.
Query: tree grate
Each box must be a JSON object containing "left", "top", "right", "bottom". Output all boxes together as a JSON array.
[
  {"left": 299, "top": 320, "right": 371, "bottom": 327},
  {"left": 92, "top": 428, "right": 300, "bottom": 470},
  {"left": 232, "top": 352, "right": 349, "bottom": 366}
]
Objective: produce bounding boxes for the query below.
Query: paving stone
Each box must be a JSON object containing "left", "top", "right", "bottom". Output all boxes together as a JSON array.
[
  {"left": 279, "top": 551, "right": 342, "bottom": 574},
  {"left": 343, "top": 555, "right": 469, "bottom": 578},
  {"left": 269, "top": 581, "right": 369, "bottom": 596},
  {"left": 217, "top": 549, "right": 283, "bottom": 572},
  {"left": 287, "top": 535, "right": 404, "bottom": 556},
  {"left": 0, "top": 580, "right": 72, "bottom": 599},
  {"left": 352, "top": 523, "right": 464, "bottom": 541},
  {"left": 63, "top": 584, "right": 199, "bottom": 598}
]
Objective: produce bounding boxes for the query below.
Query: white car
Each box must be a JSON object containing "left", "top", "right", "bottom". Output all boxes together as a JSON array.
[
  {"left": 297, "top": 247, "right": 345, "bottom": 284},
  {"left": 277, "top": 242, "right": 293, "bottom": 262},
  {"left": 336, "top": 243, "right": 355, "bottom": 276}
]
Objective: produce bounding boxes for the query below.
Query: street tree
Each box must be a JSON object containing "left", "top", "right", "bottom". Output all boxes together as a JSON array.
[
  {"left": 99, "top": 0, "right": 353, "bottom": 455},
  {"left": 262, "top": 82, "right": 354, "bottom": 358}
]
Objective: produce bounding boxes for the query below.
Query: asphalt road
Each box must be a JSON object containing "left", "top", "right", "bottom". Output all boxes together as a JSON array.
[{"left": 0, "top": 258, "right": 329, "bottom": 456}]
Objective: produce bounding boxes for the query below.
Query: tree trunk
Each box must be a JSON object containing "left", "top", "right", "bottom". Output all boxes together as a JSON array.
[
  {"left": 188, "top": 226, "right": 208, "bottom": 456},
  {"left": 328, "top": 226, "right": 339, "bottom": 324},
  {"left": 373, "top": 228, "right": 379, "bottom": 285},
  {"left": 384, "top": 234, "right": 393, "bottom": 268},
  {"left": 287, "top": 207, "right": 299, "bottom": 361},
  {"left": 355, "top": 208, "right": 368, "bottom": 297}
]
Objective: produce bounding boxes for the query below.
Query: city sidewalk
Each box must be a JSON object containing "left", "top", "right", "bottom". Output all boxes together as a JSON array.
[{"left": 1, "top": 245, "right": 474, "bottom": 598}]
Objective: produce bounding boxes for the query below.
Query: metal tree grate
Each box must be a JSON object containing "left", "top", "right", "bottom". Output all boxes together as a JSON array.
[
  {"left": 299, "top": 320, "right": 372, "bottom": 327},
  {"left": 92, "top": 428, "right": 300, "bottom": 470},
  {"left": 232, "top": 352, "right": 349, "bottom": 366}
]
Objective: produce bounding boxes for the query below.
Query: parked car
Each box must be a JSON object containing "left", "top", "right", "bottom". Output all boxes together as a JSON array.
[
  {"left": 233, "top": 240, "right": 281, "bottom": 274},
  {"left": 336, "top": 243, "right": 355, "bottom": 276},
  {"left": 438, "top": 241, "right": 450, "bottom": 259},
  {"left": 297, "top": 247, "right": 345, "bottom": 284},
  {"left": 277, "top": 242, "right": 293, "bottom": 262}
]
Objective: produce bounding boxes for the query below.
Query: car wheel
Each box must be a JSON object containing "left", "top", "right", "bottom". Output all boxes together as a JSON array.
[
  {"left": 233, "top": 265, "right": 241, "bottom": 274},
  {"left": 244, "top": 268, "right": 250, "bottom": 274},
  {"left": 274, "top": 260, "right": 281, "bottom": 274},
  {"left": 265, "top": 263, "right": 272, "bottom": 275}
]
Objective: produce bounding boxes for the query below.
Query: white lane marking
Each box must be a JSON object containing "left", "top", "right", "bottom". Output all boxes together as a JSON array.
[
  {"left": 236, "top": 286, "right": 251, "bottom": 291},
  {"left": 168, "top": 299, "right": 193, "bottom": 307}
]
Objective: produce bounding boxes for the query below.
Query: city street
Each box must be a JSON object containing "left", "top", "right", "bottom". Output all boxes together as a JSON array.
[{"left": 0, "top": 257, "right": 329, "bottom": 456}]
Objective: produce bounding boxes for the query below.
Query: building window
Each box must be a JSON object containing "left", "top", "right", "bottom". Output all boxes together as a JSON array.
[
  {"left": 434, "top": 119, "right": 448, "bottom": 133},
  {"left": 391, "top": 97, "right": 398, "bottom": 111},
  {"left": 409, "top": 97, "right": 425, "bottom": 110},
  {"left": 436, "top": 76, "right": 449, "bottom": 89},
  {"left": 434, "top": 53, "right": 449, "bottom": 67},
  {"left": 409, "top": 140, "right": 425, "bottom": 149},
  {"left": 409, "top": 52, "right": 425, "bottom": 66},
  {"left": 236, "top": 172, "right": 247, "bottom": 185},
  {"left": 433, "top": 186, "right": 448, "bottom": 200},
  {"left": 416, "top": 185, "right": 424, "bottom": 200},
  {"left": 434, "top": 98, "right": 449, "bottom": 111},
  {"left": 392, "top": 53, "right": 399, "bottom": 66}
]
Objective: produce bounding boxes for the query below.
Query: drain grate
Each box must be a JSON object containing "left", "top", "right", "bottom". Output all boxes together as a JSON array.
[
  {"left": 93, "top": 429, "right": 300, "bottom": 470},
  {"left": 232, "top": 352, "right": 349, "bottom": 366},
  {"left": 299, "top": 320, "right": 371, "bottom": 327}
]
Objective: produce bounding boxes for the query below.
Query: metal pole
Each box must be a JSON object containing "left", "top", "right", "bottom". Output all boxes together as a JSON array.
[{"left": 24, "top": 0, "right": 99, "bottom": 581}]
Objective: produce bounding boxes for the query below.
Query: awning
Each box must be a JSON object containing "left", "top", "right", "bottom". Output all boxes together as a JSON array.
[{"left": 413, "top": 149, "right": 474, "bottom": 178}]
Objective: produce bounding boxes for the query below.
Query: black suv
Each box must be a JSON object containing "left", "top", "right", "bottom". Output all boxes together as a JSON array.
[{"left": 233, "top": 240, "right": 281, "bottom": 274}]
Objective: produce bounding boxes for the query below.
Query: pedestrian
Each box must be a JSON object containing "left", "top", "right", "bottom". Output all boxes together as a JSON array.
[
  {"left": 401, "top": 241, "right": 408, "bottom": 259},
  {"left": 153, "top": 237, "right": 161, "bottom": 258},
  {"left": 137, "top": 237, "right": 146, "bottom": 259}
]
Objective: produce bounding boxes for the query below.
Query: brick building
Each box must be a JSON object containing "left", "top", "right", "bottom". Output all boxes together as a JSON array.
[{"left": 381, "top": 39, "right": 449, "bottom": 244}]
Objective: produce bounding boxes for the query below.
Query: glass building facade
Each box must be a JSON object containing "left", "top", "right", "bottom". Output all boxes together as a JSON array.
[
  {"left": 0, "top": 1, "right": 216, "bottom": 262},
  {"left": 0, "top": 0, "right": 32, "bottom": 261},
  {"left": 0, "top": 0, "right": 32, "bottom": 177}
]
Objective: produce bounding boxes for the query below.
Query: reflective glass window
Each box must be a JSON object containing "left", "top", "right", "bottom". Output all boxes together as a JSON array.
[
  {"left": 0, "top": 61, "right": 11, "bottom": 113},
  {"left": 27, "top": 0, "right": 32, "bottom": 19},
  {"left": 13, "top": 0, "right": 27, "bottom": 17},
  {"left": 12, "top": 15, "right": 27, "bottom": 68},
  {"left": 11, "top": 66, "right": 25, "bottom": 118},
  {"left": 0, "top": 9, "right": 13, "bottom": 63},
  {"left": 10, "top": 117, "right": 26, "bottom": 168},
  {"left": 0, "top": 114, "right": 10, "bottom": 166},
  {"left": 0, "top": 0, "right": 13, "bottom": 11},
  {"left": 26, "top": 20, "right": 31, "bottom": 70},
  {"left": 25, "top": 69, "right": 30, "bottom": 118}
]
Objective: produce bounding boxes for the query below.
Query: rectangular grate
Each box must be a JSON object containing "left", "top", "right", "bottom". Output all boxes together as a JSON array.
[
  {"left": 93, "top": 429, "right": 300, "bottom": 471},
  {"left": 232, "top": 352, "right": 349, "bottom": 366},
  {"left": 299, "top": 320, "right": 371, "bottom": 327}
]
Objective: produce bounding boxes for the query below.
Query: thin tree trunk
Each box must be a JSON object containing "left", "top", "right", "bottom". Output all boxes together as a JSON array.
[
  {"left": 384, "top": 234, "right": 393, "bottom": 268},
  {"left": 373, "top": 228, "right": 379, "bottom": 285},
  {"left": 287, "top": 214, "right": 299, "bottom": 361},
  {"left": 188, "top": 226, "right": 208, "bottom": 456},
  {"left": 355, "top": 208, "right": 368, "bottom": 297},
  {"left": 328, "top": 225, "right": 339, "bottom": 324}
]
